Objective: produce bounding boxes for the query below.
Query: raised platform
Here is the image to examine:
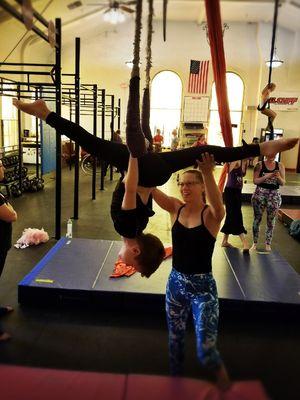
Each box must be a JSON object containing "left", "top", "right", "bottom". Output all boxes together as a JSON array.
[
  {"left": 241, "top": 183, "right": 300, "bottom": 205},
  {"left": 18, "top": 238, "right": 300, "bottom": 313},
  {"left": 278, "top": 208, "right": 300, "bottom": 226}
]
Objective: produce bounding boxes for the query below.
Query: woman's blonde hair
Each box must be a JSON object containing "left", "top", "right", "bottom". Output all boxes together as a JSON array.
[{"left": 182, "top": 169, "right": 204, "bottom": 183}]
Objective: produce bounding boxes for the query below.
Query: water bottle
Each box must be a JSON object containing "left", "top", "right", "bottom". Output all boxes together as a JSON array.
[{"left": 66, "top": 218, "right": 73, "bottom": 239}]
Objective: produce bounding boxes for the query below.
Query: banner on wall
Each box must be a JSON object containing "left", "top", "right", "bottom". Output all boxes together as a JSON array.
[{"left": 269, "top": 92, "right": 299, "bottom": 111}]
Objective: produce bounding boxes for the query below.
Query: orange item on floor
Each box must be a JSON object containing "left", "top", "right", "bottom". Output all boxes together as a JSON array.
[
  {"left": 164, "top": 246, "right": 172, "bottom": 259},
  {"left": 110, "top": 258, "right": 137, "bottom": 278}
]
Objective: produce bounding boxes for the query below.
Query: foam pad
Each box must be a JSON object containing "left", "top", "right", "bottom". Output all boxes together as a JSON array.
[
  {"left": 126, "top": 374, "right": 221, "bottom": 400},
  {"left": 0, "top": 365, "right": 126, "bottom": 400}
]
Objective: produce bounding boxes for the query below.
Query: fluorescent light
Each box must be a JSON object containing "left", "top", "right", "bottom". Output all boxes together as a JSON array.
[
  {"left": 125, "top": 61, "right": 141, "bottom": 68},
  {"left": 103, "top": 8, "right": 126, "bottom": 24},
  {"left": 265, "top": 60, "right": 284, "bottom": 68}
]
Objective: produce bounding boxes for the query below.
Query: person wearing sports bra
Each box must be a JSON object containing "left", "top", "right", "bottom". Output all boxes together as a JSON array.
[
  {"left": 251, "top": 154, "right": 285, "bottom": 252},
  {"left": 152, "top": 153, "right": 230, "bottom": 390}
]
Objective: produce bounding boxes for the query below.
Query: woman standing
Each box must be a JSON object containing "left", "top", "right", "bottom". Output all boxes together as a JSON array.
[
  {"left": 221, "top": 159, "right": 249, "bottom": 252},
  {"left": 0, "top": 159, "right": 17, "bottom": 341},
  {"left": 251, "top": 154, "right": 285, "bottom": 252},
  {"left": 152, "top": 153, "right": 230, "bottom": 390}
]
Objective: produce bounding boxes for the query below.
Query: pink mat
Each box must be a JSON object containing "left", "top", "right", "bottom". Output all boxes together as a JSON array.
[
  {"left": 0, "top": 365, "right": 126, "bottom": 400},
  {"left": 0, "top": 365, "right": 269, "bottom": 400}
]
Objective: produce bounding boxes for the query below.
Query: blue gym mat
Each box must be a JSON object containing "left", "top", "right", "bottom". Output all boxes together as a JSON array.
[{"left": 18, "top": 238, "right": 300, "bottom": 311}]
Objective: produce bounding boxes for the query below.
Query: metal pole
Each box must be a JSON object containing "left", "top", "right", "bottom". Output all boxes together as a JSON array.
[
  {"left": 100, "top": 89, "right": 105, "bottom": 190},
  {"left": 118, "top": 98, "right": 121, "bottom": 130},
  {"left": 69, "top": 99, "right": 72, "bottom": 171},
  {"left": 35, "top": 88, "right": 39, "bottom": 179},
  {"left": 109, "top": 95, "right": 114, "bottom": 181},
  {"left": 92, "top": 84, "right": 97, "bottom": 200},
  {"left": 73, "top": 37, "right": 80, "bottom": 220},
  {"left": 55, "top": 18, "right": 62, "bottom": 240},
  {"left": 17, "top": 84, "right": 23, "bottom": 193}
]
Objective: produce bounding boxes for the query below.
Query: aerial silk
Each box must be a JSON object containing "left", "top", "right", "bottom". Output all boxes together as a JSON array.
[
  {"left": 204, "top": 0, "right": 233, "bottom": 191},
  {"left": 141, "top": 0, "right": 154, "bottom": 151},
  {"left": 126, "top": 0, "right": 146, "bottom": 157}
]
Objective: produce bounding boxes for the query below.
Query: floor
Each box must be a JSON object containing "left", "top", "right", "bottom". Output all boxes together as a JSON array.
[{"left": 0, "top": 164, "right": 299, "bottom": 400}]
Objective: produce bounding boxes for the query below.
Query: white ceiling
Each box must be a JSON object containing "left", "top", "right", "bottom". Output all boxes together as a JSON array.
[
  {"left": 66, "top": 0, "right": 300, "bottom": 31},
  {"left": 1, "top": 1, "right": 300, "bottom": 31}
]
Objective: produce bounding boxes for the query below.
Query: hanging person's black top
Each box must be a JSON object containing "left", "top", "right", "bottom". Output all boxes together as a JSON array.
[
  {"left": 110, "top": 179, "right": 155, "bottom": 239},
  {"left": 172, "top": 205, "right": 216, "bottom": 274}
]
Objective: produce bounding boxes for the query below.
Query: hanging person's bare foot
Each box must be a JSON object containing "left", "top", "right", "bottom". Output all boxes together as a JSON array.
[
  {"left": 265, "top": 244, "right": 272, "bottom": 252},
  {"left": 260, "top": 138, "right": 299, "bottom": 157},
  {"left": 12, "top": 99, "right": 51, "bottom": 121}
]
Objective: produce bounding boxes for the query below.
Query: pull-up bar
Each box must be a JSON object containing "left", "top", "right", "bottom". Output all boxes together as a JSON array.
[{"left": 0, "top": 0, "right": 57, "bottom": 47}]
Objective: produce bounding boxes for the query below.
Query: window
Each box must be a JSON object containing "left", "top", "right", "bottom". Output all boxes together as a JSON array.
[
  {"left": 1, "top": 88, "right": 18, "bottom": 148},
  {"left": 150, "top": 71, "right": 182, "bottom": 147},
  {"left": 208, "top": 72, "right": 244, "bottom": 146}
]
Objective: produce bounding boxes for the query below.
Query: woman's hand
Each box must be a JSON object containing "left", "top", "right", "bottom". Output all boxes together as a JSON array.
[{"left": 196, "top": 153, "right": 215, "bottom": 175}]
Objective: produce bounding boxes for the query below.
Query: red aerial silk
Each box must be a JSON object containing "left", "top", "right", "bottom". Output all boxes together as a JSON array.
[{"left": 204, "top": 0, "right": 232, "bottom": 191}]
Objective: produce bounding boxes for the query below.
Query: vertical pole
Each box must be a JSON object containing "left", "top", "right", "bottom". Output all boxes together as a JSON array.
[
  {"left": 55, "top": 18, "right": 62, "bottom": 240},
  {"left": 73, "top": 37, "right": 80, "bottom": 220},
  {"left": 109, "top": 94, "right": 114, "bottom": 181},
  {"left": 100, "top": 89, "right": 105, "bottom": 190},
  {"left": 69, "top": 98, "right": 72, "bottom": 171},
  {"left": 17, "top": 84, "right": 23, "bottom": 192},
  {"left": 92, "top": 84, "right": 97, "bottom": 200},
  {"left": 35, "top": 88, "right": 39, "bottom": 179},
  {"left": 118, "top": 98, "right": 121, "bottom": 130}
]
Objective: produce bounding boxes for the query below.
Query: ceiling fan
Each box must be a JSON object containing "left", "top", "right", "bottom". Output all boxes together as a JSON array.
[{"left": 86, "top": 1, "right": 136, "bottom": 15}]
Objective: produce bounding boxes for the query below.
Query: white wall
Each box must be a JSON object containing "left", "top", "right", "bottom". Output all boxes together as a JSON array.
[{"left": 0, "top": 16, "right": 299, "bottom": 168}]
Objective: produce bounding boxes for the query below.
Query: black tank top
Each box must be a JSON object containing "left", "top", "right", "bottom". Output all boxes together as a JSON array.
[
  {"left": 258, "top": 161, "right": 279, "bottom": 190},
  {"left": 172, "top": 205, "right": 216, "bottom": 274}
]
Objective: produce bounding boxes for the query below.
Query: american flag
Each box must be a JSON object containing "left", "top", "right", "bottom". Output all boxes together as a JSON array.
[{"left": 188, "top": 60, "right": 209, "bottom": 94}]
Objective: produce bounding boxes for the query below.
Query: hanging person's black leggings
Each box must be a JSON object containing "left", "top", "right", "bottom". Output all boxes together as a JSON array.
[{"left": 46, "top": 113, "right": 260, "bottom": 187}]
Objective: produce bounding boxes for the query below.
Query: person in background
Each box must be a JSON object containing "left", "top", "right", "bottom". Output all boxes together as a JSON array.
[
  {"left": 250, "top": 153, "right": 285, "bottom": 252},
  {"left": 249, "top": 137, "right": 260, "bottom": 167},
  {"left": 192, "top": 134, "right": 207, "bottom": 167},
  {"left": 221, "top": 159, "right": 250, "bottom": 252},
  {"left": 104, "top": 129, "right": 124, "bottom": 177},
  {"left": 0, "top": 159, "right": 17, "bottom": 342},
  {"left": 112, "top": 129, "right": 123, "bottom": 144},
  {"left": 170, "top": 129, "right": 179, "bottom": 151},
  {"left": 153, "top": 129, "right": 164, "bottom": 152},
  {"left": 257, "top": 83, "right": 277, "bottom": 134},
  {"left": 193, "top": 133, "right": 207, "bottom": 147},
  {"left": 152, "top": 153, "right": 230, "bottom": 390}
]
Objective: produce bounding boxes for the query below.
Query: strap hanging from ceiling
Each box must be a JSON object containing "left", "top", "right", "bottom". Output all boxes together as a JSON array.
[
  {"left": 268, "top": 0, "right": 280, "bottom": 85},
  {"left": 142, "top": 0, "right": 154, "bottom": 151}
]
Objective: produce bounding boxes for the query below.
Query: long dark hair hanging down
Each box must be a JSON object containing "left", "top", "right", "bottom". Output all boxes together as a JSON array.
[
  {"left": 126, "top": 0, "right": 146, "bottom": 158},
  {"left": 142, "top": 0, "right": 154, "bottom": 151}
]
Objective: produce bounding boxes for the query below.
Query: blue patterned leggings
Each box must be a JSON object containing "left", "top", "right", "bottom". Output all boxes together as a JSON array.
[
  {"left": 251, "top": 187, "right": 282, "bottom": 245},
  {"left": 166, "top": 269, "right": 222, "bottom": 376}
]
